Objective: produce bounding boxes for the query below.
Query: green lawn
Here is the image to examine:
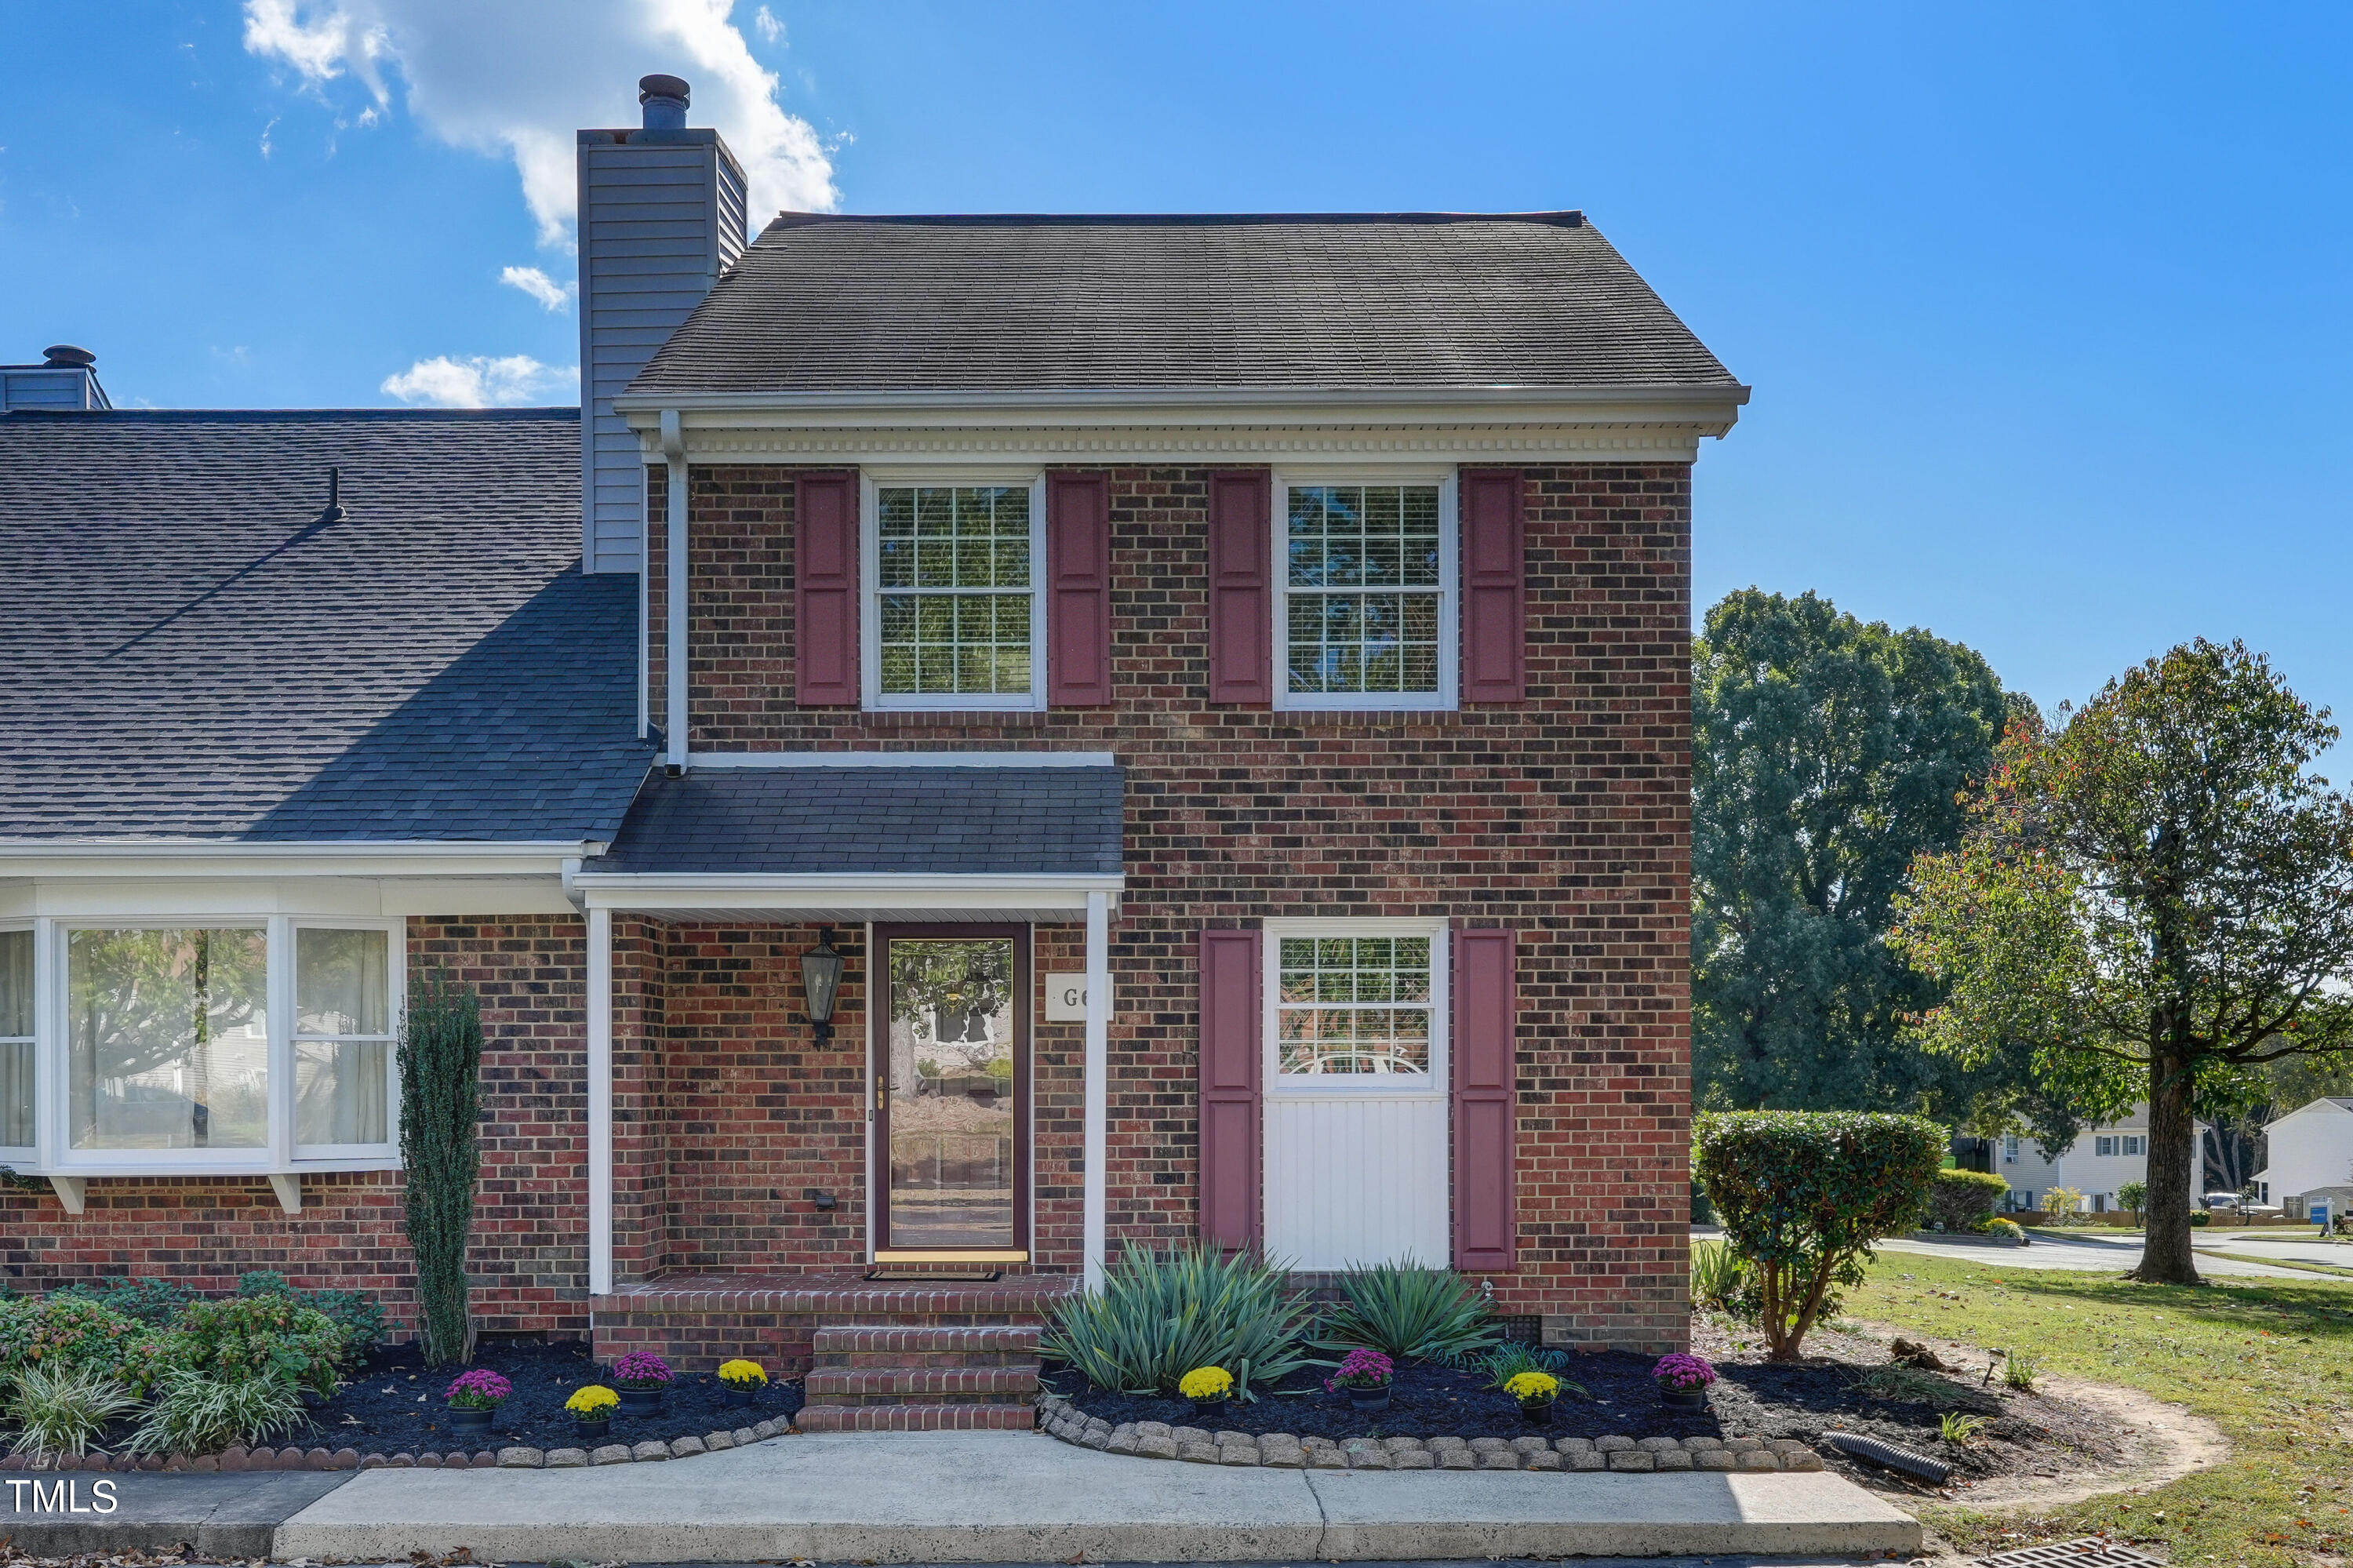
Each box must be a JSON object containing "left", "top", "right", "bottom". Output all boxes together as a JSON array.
[{"left": 1847, "top": 1252, "right": 2353, "bottom": 1566}]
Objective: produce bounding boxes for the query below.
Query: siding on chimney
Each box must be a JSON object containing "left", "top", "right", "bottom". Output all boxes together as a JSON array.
[{"left": 575, "top": 129, "right": 747, "bottom": 575}]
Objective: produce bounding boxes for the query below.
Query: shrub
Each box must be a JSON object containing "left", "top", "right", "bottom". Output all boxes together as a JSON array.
[
  {"left": 400, "top": 969, "right": 484, "bottom": 1368},
  {"left": 1693, "top": 1110, "right": 1946, "bottom": 1360},
  {"left": 3, "top": 1364, "right": 138, "bottom": 1458},
  {"left": 1689, "top": 1239, "right": 1758, "bottom": 1318},
  {"left": 307, "top": 1290, "right": 386, "bottom": 1359},
  {"left": 50, "top": 1276, "right": 192, "bottom": 1329},
  {"left": 172, "top": 1294, "right": 345, "bottom": 1399},
  {"left": 2042, "top": 1185, "right": 2087, "bottom": 1224},
  {"left": 0, "top": 1297, "right": 169, "bottom": 1396},
  {"left": 2191, "top": 1210, "right": 2212, "bottom": 1228},
  {"left": 1039, "top": 1242, "right": 1316, "bottom": 1399},
  {"left": 1980, "top": 1217, "right": 2026, "bottom": 1242},
  {"left": 1317, "top": 1258, "right": 1497, "bottom": 1362},
  {"left": 127, "top": 1366, "right": 307, "bottom": 1456},
  {"left": 237, "top": 1271, "right": 297, "bottom": 1300},
  {"left": 1926, "top": 1170, "right": 2011, "bottom": 1231},
  {"left": 2118, "top": 1181, "right": 2148, "bottom": 1217}
]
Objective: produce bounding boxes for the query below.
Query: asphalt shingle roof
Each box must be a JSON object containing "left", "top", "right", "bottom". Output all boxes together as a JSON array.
[
  {"left": 595, "top": 766, "right": 1124, "bottom": 876},
  {"left": 629, "top": 212, "right": 1740, "bottom": 397},
  {"left": 0, "top": 409, "right": 649, "bottom": 843}
]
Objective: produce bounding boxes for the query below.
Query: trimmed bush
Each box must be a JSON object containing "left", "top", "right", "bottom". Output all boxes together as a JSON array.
[
  {"left": 2191, "top": 1210, "right": 2212, "bottom": 1227},
  {"left": 1693, "top": 1110, "right": 1945, "bottom": 1360},
  {"left": 0, "top": 1297, "right": 169, "bottom": 1396},
  {"left": 1317, "top": 1259, "right": 1497, "bottom": 1362},
  {"left": 1927, "top": 1169, "right": 2012, "bottom": 1231},
  {"left": 50, "top": 1276, "right": 192, "bottom": 1329},
  {"left": 1039, "top": 1242, "right": 1316, "bottom": 1399},
  {"left": 171, "top": 1294, "right": 345, "bottom": 1399}
]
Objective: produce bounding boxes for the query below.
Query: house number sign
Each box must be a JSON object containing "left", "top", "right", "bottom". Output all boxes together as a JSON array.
[{"left": 1043, "top": 973, "right": 1106, "bottom": 1022}]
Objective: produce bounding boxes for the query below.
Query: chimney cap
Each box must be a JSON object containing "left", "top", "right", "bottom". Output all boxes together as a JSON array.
[
  {"left": 42, "top": 344, "right": 96, "bottom": 368},
  {"left": 638, "top": 74, "right": 690, "bottom": 105}
]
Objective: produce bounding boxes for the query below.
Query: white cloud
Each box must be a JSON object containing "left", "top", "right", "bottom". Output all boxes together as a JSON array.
[
  {"left": 500, "top": 264, "right": 576, "bottom": 311},
  {"left": 243, "top": 0, "right": 838, "bottom": 249},
  {"left": 753, "top": 5, "right": 782, "bottom": 43},
  {"left": 381, "top": 354, "right": 577, "bottom": 406}
]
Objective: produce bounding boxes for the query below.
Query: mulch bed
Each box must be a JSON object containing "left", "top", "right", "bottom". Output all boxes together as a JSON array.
[
  {"left": 1049, "top": 1318, "right": 2133, "bottom": 1486},
  {"left": 300, "top": 1340, "right": 805, "bottom": 1454}
]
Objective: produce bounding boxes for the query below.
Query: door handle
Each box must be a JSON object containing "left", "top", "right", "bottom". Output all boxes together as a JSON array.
[{"left": 875, "top": 1073, "right": 888, "bottom": 1114}]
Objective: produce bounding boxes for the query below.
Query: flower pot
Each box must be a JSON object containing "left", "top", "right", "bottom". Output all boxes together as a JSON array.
[
  {"left": 617, "top": 1387, "right": 665, "bottom": 1416},
  {"left": 299, "top": 1388, "right": 329, "bottom": 1410},
  {"left": 1187, "top": 1397, "right": 1227, "bottom": 1421},
  {"left": 1659, "top": 1385, "right": 1707, "bottom": 1411},
  {"left": 1517, "top": 1399, "right": 1555, "bottom": 1427},
  {"left": 1346, "top": 1387, "right": 1391, "bottom": 1413},
  {"left": 448, "top": 1405, "right": 495, "bottom": 1434},
  {"left": 573, "top": 1417, "right": 612, "bottom": 1441},
  {"left": 722, "top": 1384, "right": 757, "bottom": 1408}
]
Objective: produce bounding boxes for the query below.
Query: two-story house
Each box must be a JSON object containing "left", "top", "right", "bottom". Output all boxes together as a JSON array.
[
  {"left": 1994, "top": 1104, "right": 2204, "bottom": 1216},
  {"left": 0, "top": 76, "right": 1746, "bottom": 1430},
  {"left": 2252, "top": 1097, "right": 2353, "bottom": 1220}
]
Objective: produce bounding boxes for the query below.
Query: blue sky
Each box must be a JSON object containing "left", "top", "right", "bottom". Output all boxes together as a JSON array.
[{"left": 4, "top": 2, "right": 2351, "bottom": 755}]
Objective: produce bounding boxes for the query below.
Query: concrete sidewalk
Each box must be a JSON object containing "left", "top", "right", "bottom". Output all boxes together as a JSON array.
[
  {"left": 274, "top": 1430, "right": 1922, "bottom": 1562},
  {"left": 0, "top": 1468, "right": 352, "bottom": 1557}
]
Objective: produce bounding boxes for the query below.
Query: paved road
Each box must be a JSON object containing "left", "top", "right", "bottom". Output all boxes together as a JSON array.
[{"left": 1875, "top": 1228, "right": 2316, "bottom": 1279}]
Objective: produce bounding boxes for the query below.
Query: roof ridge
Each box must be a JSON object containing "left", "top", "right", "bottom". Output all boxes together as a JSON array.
[{"left": 762, "top": 209, "right": 1587, "bottom": 230}]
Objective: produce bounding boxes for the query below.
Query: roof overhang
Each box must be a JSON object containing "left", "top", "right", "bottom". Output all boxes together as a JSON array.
[
  {"left": 567, "top": 870, "right": 1124, "bottom": 923},
  {"left": 0, "top": 839, "right": 603, "bottom": 880},
  {"left": 613, "top": 384, "right": 1751, "bottom": 467}
]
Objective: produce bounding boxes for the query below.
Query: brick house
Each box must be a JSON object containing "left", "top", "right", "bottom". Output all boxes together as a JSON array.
[{"left": 0, "top": 77, "right": 1745, "bottom": 1428}]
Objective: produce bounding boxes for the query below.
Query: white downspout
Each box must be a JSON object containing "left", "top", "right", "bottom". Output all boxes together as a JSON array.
[
  {"left": 587, "top": 904, "right": 614, "bottom": 1297},
  {"left": 1083, "top": 890, "right": 1111, "bottom": 1287},
  {"left": 660, "top": 409, "right": 688, "bottom": 770}
]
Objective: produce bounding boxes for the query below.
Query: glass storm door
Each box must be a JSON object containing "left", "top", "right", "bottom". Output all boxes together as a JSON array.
[{"left": 874, "top": 926, "right": 1029, "bottom": 1260}]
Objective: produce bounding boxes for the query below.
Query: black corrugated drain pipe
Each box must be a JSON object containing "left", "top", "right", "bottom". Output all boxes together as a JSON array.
[{"left": 1822, "top": 1431, "right": 1952, "bottom": 1485}]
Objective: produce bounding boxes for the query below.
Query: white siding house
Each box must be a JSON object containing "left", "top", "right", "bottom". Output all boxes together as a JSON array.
[
  {"left": 1996, "top": 1104, "right": 2203, "bottom": 1214},
  {"left": 2252, "top": 1097, "right": 2353, "bottom": 1214}
]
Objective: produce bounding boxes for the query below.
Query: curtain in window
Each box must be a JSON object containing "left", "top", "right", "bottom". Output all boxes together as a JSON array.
[
  {"left": 0, "top": 930, "right": 31, "bottom": 1148},
  {"left": 294, "top": 928, "right": 391, "bottom": 1147}
]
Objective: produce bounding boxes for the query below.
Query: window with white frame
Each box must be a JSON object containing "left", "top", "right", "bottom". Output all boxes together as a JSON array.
[
  {"left": 2096, "top": 1135, "right": 2117, "bottom": 1156},
  {"left": 2122, "top": 1134, "right": 2144, "bottom": 1156},
  {"left": 1277, "top": 477, "right": 1456, "bottom": 709},
  {"left": 1274, "top": 933, "right": 1436, "bottom": 1077},
  {"left": 7, "top": 918, "right": 401, "bottom": 1172},
  {"left": 2002, "top": 1134, "right": 2019, "bottom": 1163},
  {"left": 0, "top": 929, "right": 31, "bottom": 1151},
  {"left": 866, "top": 479, "right": 1045, "bottom": 708}
]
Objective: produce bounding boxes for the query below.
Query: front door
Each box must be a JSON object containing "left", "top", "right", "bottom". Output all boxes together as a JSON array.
[{"left": 872, "top": 924, "right": 1030, "bottom": 1261}]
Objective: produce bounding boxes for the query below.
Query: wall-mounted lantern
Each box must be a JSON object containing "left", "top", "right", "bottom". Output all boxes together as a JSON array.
[{"left": 800, "top": 927, "right": 845, "bottom": 1042}]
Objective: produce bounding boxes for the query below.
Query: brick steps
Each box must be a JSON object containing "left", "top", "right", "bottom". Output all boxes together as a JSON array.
[
  {"left": 805, "top": 1365, "right": 1039, "bottom": 1402},
  {"left": 794, "top": 1402, "right": 1041, "bottom": 1433},
  {"left": 811, "top": 1323, "right": 1040, "bottom": 1366},
  {"left": 793, "top": 1301, "right": 1053, "bottom": 1433}
]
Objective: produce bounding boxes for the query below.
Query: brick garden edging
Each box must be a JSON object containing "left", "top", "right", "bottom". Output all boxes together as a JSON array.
[
  {"left": 3, "top": 1417, "right": 794, "bottom": 1474},
  {"left": 1034, "top": 1391, "right": 1826, "bottom": 1473}
]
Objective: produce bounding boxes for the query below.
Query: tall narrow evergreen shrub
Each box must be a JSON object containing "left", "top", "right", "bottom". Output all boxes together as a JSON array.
[{"left": 398, "top": 970, "right": 482, "bottom": 1367}]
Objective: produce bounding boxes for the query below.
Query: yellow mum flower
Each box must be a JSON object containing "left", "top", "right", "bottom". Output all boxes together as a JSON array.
[
  {"left": 1503, "top": 1371, "right": 1559, "bottom": 1402},
  {"left": 718, "top": 1359, "right": 768, "bottom": 1385},
  {"left": 1177, "top": 1366, "right": 1234, "bottom": 1400},
  {"left": 566, "top": 1384, "right": 620, "bottom": 1416}
]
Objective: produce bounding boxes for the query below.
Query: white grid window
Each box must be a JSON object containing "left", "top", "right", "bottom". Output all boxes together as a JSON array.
[
  {"left": 1275, "top": 936, "right": 1435, "bottom": 1076},
  {"left": 0, "top": 930, "right": 30, "bottom": 1150},
  {"left": 868, "top": 482, "right": 1043, "bottom": 707},
  {"left": 1276, "top": 477, "right": 1457, "bottom": 710}
]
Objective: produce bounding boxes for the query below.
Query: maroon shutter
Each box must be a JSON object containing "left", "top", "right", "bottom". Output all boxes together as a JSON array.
[
  {"left": 1452, "top": 927, "right": 1518, "bottom": 1271},
  {"left": 1206, "top": 469, "right": 1272, "bottom": 704},
  {"left": 795, "top": 470, "right": 858, "bottom": 705},
  {"left": 1198, "top": 927, "right": 1264, "bottom": 1251},
  {"left": 1046, "top": 471, "right": 1113, "bottom": 706},
  {"left": 1460, "top": 468, "right": 1526, "bottom": 704}
]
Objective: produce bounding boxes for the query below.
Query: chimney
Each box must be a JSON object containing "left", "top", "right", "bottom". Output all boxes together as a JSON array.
[
  {"left": 2, "top": 345, "right": 111, "bottom": 413},
  {"left": 575, "top": 74, "right": 747, "bottom": 574}
]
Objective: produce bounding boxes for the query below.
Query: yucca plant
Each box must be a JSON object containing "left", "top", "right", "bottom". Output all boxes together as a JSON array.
[
  {"left": 126, "top": 1366, "right": 307, "bottom": 1457},
  {"left": 1038, "top": 1242, "right": 1316, "bottom": 1399},
  {"left": 1318, "top": 1258, "right": 1497, "bottom": 1362},
  {"left": 3, "top": 1364, "right": 138, "bottom": 1458},
  {"left": 1689, "top": 1239, "right": 1756, "bottom": 1317}
]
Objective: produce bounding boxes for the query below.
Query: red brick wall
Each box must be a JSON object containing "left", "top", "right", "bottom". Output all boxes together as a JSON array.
[
  {"left": 0, "top": 915, "right": 595, "bottom": 1339},
  {"left": 644, "top": 461, "right": 1694, "bottom": 1349}
]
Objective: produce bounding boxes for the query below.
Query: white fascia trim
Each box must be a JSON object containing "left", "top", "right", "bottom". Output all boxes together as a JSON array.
[
  {"left": 574, "top": 871, "right": 1122, "bottom": 913},
  {"left": 0, "top": 841, "right": 605, "bottom": 879},
  {"left": 613, "top": 384, "right": 1751, "bottom": 422},
  {"left": 686, "top": 751, "right": 1118, "bottom": 769}
]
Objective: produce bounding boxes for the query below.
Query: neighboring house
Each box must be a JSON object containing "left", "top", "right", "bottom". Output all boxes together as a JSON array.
[
  {"left": 2251, "top": 1097, "right": 2353, "bottom": 1216},
  {"left": 1994, "top": 1105, "right": 2204, "bottom": 1214},
  {"left": 0, "top": 76, "right": 1747, "bottom": 1428}
]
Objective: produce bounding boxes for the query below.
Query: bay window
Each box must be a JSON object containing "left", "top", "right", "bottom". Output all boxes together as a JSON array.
[{"left": 0, "top": 916, "right": 401, "bottom": 1174}]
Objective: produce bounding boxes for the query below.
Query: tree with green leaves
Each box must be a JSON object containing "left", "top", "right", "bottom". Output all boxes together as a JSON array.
[
  {"left": 398, "top": 970, "right": 482, "bottom": 1366},
  {"left": 1693, "top": 588, "right": 2020, "bottom": 1112},
  {"left": 1893, "top": 639, "right": 2353, "bottom": 1285}
]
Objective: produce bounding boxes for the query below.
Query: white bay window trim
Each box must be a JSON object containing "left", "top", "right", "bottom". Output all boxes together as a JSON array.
[
  {"left": 0, "top": 922, "right": 31, "bottom": 1159},
  {"left": 1272, "top": 468, "right": 1459, "bottom": 713},
  {"left": 5, "top": 914, "right": 404, "bottom": 1179},
  {"left": 860, "top": 470, "right": 1049, "bottom": 712}
]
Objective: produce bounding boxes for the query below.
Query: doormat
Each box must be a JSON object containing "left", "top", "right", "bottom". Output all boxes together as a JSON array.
[
  {"left": 1977, "top": 1541, "right": 2168, "bottom": 1568},
  {"left": 864, "top": 1265, "right": 1003, "bottom": 1282}
]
